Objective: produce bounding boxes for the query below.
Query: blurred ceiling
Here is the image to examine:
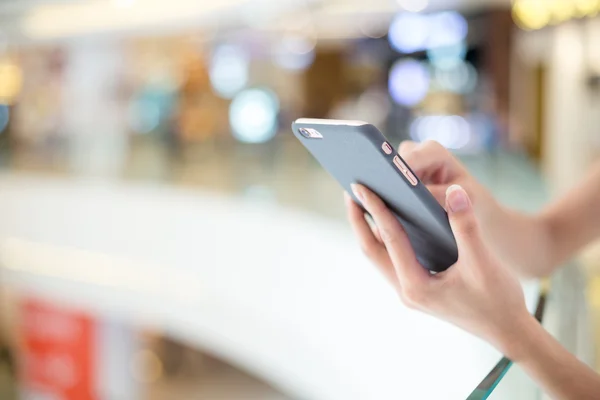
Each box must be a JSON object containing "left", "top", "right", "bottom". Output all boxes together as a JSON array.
[
  {"left": 0, "top": 0, "right": 512, "bottom": 13},
  {"left": 0, "top": 0, "right": 512, "bottom": 41}
]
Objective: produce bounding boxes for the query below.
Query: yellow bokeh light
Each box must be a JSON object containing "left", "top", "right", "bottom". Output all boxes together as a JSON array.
[
  {"left": 0, "top": 62, "right": 23, "bottom": 105},
  {"left": 574, "top": 0, "right": 599, "bottom": 16},
  {"left": 548, "top": 0, "right": 575, "bottom": 24},
  {"left": 512, "top": 0, "right": 551, "bottom": 30}
]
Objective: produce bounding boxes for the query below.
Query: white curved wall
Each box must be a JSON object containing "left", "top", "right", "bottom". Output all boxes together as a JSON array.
[{"left": 0, "top": 174, "right": 540, "bottom": 400}]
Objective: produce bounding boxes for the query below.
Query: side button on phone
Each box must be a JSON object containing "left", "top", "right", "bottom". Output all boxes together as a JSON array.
[
  {"left": 393, "top": 156, "right": 418, "bottom": 186},
  {"left": 404, "top": 169, "right": 418, "bottom": 186},
  {"left": 382, "top": 142, "right": 393, "bottom": 155}
]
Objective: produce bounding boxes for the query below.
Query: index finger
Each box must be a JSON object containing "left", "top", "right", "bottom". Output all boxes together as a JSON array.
[
  {"left": 351, "top": 184, "right": 430, "bottom": 287},
  {"left": 398, "top": 140, "right": 455, "bottom": 183}
]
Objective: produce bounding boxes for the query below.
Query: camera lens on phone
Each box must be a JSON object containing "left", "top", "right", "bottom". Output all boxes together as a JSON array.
[
  {"left": 298, "top": 127, "right": 323, "bottom": 139},
  {"left": 299, "top": 128, "right": 311, "bottom": 138}
]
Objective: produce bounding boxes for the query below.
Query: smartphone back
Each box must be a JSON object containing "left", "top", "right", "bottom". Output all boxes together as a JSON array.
[{"left": 292, "top": 118, "right": 458, "bottom": 273}]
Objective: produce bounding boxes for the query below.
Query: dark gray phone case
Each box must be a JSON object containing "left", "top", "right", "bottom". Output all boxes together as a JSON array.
[{"left": 292, "top": 119, "right": 458, "bottom": 273}]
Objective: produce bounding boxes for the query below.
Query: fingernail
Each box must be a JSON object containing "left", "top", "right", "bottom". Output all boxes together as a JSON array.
[
  {"left": 446, "top": 185, "right": 470, "bottom": 213},
  {"left": 351, "top": 184, "right": 364, "bottom": 203}
]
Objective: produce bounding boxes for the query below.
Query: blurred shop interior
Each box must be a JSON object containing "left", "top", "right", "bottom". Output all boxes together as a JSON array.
[{"left": 1, "top": 0, "right": 600, "bottom": 399}]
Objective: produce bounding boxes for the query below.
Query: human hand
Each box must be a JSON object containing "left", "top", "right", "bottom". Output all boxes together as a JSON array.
[
  {"left": 345, "top": 183, "right": 530, "bottom": 354},
  {"left": 398, "top": 140, "right": 499, "bottom": 218},
  {"left": 399, "top": 140, "right": 554, "bottom": 278}
]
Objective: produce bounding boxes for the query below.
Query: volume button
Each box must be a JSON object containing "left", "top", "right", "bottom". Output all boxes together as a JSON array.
[
  {"left": 393, "top": 156, "right": 418, "bottom": 186},
  {"left": 393, "top": 155, "right": 407, "bottom": 172},
  {"left": 404, "top": 169, "right": 419, "bottom": 186}
]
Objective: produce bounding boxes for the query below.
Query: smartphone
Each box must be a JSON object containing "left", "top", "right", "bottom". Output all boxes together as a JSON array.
[{"left": 291, "top": 118, "right": 458, "bottom": 273}]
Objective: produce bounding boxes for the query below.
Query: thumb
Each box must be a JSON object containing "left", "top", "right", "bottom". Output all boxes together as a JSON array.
[{"left": 445, "top": 185, "right": 485, "bottom": 256}]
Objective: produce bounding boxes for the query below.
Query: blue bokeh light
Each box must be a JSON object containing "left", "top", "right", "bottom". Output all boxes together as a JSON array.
[
  {"left": 428, "top": 12, "right": 468, "bottom": 48},
  {"left": 410, "top": 115, "right": 471, "bottom": 149},
  {"left": 388, "top": 59, "right": 430, "bottom": 107},
  {"left": 427, "top": 41, "right": 467, "bottom": 69},
  {"left": 389, "top": 11, "right": 468, "bottom": 54},
  {"left": 209, "top": 44, "right": 249, "bottom": 99},
  {"left": 434, "top": 61, "right": 478, "bottom": 94},
  {"left": 388, "top": 13, "right": 430, "bottom": 53},
  {"left": 229, "top": 88, "right": 280, "bottom": 143}
]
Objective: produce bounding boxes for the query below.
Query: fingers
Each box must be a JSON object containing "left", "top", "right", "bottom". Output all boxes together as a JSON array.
[
  {"left": 398, "top": 141, "right": 447, "bottom": 205},
  {"left": 350, "top": 184, "right": 430, "bottom": 287},
  {"left": 445, "top": 185, "right": 486, "bottom": 258},
  {"left": 398, "top": 140, "right": 419, "bottom": 156},
  {"left": 399, "top": 140, "right": 459, "bottom": 183},
  {"left": 399, "top": 140, "right": 447, "bottom": 172},
  {"left": 369, "top": 218, "right": 384, "bottom": 243},
  {"left": 345, "top": 193, "right": 397, "bottom": 285}
]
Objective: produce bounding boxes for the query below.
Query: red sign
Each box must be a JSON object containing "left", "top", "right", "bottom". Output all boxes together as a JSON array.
[{"left": 19, "top": 298, "right": 96, "bottom": 400}]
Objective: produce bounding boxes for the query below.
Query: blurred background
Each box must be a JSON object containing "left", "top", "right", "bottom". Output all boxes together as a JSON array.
[{"left": 0, "top": 0, "right": 599, "bottom": 399}]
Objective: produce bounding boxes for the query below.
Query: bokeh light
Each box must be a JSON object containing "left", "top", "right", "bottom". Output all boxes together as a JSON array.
[
  {"left": 427, "top": 12, "right": 468, "bottom": 48},
  {"left": 434, "top": 61, "right": 478, "bottom": 94},
  {"left": 512, "top": 0, "right": 552, "bottom": 30},
  {"left": 388, "top": 13, "right": 430, "bottom": 53},
  {"left": 427, "top": 41, "right": 467, "bottom": 69},
  {"left": 273, "top": 36, "right": 316, "bottom": 71},
  {"left": 359, "top": 17, "right": 388, "bottom": 39},
  {"left": 281, "top": 35, "right": 316, "bottom": 55},
  {"left": 128, "top": 98, "right": 161, "bottom": 134},
  {"left": 549, "top": 0, "right": 575, "bottom": 23},
  {"left": 127, "top": 89, "right": 173, "bottom": 135},
  {"left": 209, "top": 44, "right": 249, "bottom": 99},
  {"left": 389, "top": 59, "right": 430, "bottom": 107},
  {"left": 0, "top": 62, "right": 23, "bottom": 105},
  {"left": 574, "top": 0, "right": 599, "bottom": 16},
  {"left": 389, "top": 11, "right": 467, "bottom": 54},
  {"left": 0, "top": 104, "right": 9, "bottom": 133},
  {"left": 513, "top": 0, "right": 600, "bottom": 30},
  {"left": 274, "top": 49, "right": 315, "bottom": 71},
  {"left": 410, "top": 115, "right": 471, "bottom": 149},
  {"left": 229, "top": 88, "right": 279, "bottom": 143}
]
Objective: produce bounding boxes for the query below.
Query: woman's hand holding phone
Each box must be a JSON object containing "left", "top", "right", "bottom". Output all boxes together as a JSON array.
[
  {"left": 345, "top": 183, "right": 532, "bottom": 358},
  {"left": 348, "top": 141, "right": 600, "bottom": 399},
  {"left": 399, "top": 140, "right": 556, "bottom": 278}
]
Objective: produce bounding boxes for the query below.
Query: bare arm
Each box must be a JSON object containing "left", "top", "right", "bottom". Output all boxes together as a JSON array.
[
  {"left": 506, "top": 313, "right": 600, "bottom": 400},
  {"left": 481, "top": 202, "right": 556, "bottom": 278},
  {"left": 489, "top": 161, "right": 600, "bottom": 277},
  {"left": 539, "top": 162, "right": 600, "bottom": 273}
]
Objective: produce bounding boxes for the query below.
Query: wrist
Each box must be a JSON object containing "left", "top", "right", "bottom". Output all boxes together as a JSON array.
[
  {"left": 495, "top": 310, "right": 542, "bottom": 362},
  {"left": 533, "top": 210, "right": 560, "bottom": 272}
]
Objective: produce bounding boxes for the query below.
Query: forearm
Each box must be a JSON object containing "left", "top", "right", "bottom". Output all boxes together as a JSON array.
[
  {"left": 481, "top": 161, "right": 600, "bottom": 278},
  {"left": 502, "top": 313, "right": 600, "bottom": 400},
  {"left": 539, "top": 162, "right": 600, "bottom": 271},
  {"left": 481, "top": 201, "right": 556, "bottom": 278}
]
